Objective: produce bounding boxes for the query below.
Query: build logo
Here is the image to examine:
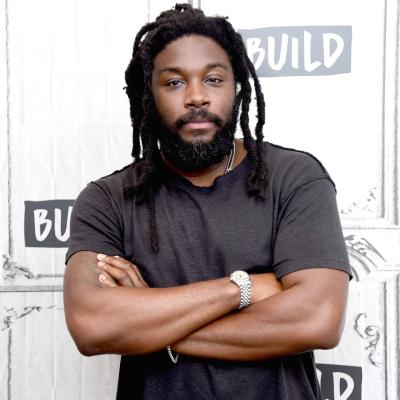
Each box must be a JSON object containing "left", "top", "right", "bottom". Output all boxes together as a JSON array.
[
  {"left": 239, "top": 26, "right": 352, "bottom": 77},
  {"left": 24, "top": 200, "right": 74, "bottom": 247},
  {"left": 317, "top": 364, "right": 362, "bottom": 400}
]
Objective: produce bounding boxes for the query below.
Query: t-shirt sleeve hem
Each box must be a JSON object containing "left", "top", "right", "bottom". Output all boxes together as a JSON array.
[
  {"left": 65, "top": 245, "right": 124, "bottom": 265},
  {"left": 274, "top": 258, "right": 353, "bottom": 280}
]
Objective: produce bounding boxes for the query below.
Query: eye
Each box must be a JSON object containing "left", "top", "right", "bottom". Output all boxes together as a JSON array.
[
  {"left": 205, "top": 76, "right": 223, "bottom": 85},
  {"left": 166, "top": 79, "right": 184, "bottom": 87}
]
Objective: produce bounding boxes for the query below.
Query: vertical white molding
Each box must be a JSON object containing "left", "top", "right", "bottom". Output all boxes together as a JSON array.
[
  {"left": 385, "top": 276, "right": 400, "bottom": 400},
  {"left": 342, "top": 0, "right": 399, "bottom": 230},
  {"left": 0, "top": 0, "right": 11, "bottom": 263},
  {"left": 382, "top": 0, "right": 400, "bottom": 226}
]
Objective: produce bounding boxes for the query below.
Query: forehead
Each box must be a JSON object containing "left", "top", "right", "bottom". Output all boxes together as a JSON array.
[{"left": 152, "top": 34, "right": 233, "bottom": 73}]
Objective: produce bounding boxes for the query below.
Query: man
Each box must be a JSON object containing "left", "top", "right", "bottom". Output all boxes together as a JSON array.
[{"left": 64, "top": 4, "right": 351, "bottom": 399}]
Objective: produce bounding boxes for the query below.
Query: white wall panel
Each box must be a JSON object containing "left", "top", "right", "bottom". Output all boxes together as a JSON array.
[
  {"left": 1, "top": 1, "right": 149, "bottom": 399},
  {"left": 202, "top": 0, "right": 387, "bottom": 221},
  {"left": 0, "top": 292, "right": 119, "bottom": 400},
  {"left": 0, "top": 0, "right": 9, "bottom": 267}
]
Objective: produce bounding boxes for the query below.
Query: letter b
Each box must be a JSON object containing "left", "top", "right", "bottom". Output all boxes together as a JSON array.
[
  {"left": 34, "top": 209, "right": 52, "bottom": 241},
  {"left": 246, "top": 37, "right": 265, "bottom": 71}
]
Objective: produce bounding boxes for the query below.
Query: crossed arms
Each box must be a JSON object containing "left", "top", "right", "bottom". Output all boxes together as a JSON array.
[{"left": 63, "top": 251, "right": 349, "bottom": 361}]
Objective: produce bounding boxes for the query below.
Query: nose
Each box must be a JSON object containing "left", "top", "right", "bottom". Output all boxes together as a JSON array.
[{"left": 184, "top": 80, "right": 210, "bottom": 109}]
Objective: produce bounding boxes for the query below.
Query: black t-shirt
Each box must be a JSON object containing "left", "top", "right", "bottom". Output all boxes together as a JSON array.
[{"left": 66, "top": 142, "right": 351, "bottom": 400}]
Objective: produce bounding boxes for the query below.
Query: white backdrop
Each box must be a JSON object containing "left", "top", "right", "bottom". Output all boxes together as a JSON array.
[{"left": 1, "top": 1, "right": 399, "bottom": 399}]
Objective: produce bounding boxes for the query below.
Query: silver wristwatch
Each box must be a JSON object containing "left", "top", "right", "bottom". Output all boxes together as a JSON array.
[{"left": 229, "top": 270, "right": 252, "bottom": 310}]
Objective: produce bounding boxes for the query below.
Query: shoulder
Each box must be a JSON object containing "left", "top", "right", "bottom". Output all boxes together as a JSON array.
[
  {"left": 84, "top": 164, "right": 134, "bottom": 195},
  {"left": 94, "top": 163, "right": 135, "bottom": 192},
  {"left": 74, "top": 164, "right": 134, "bottom": 209},
  {"left": 264, "top": 141, "right": 335, "bottom": 200},
  {"left": 265, "top": 141, "right": 330, "bottom": 179}
]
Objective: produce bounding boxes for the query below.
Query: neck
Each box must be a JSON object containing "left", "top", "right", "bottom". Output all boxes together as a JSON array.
[{"left": 161, "top": 139, "right": 246, "bottom": 187}]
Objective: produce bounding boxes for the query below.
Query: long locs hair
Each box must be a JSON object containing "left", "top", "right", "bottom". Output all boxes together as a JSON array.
[{"left": 124, "top": 3, "right": 268, "bottom": 252}]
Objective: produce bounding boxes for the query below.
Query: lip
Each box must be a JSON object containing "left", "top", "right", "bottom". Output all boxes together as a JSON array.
[{"left": 184, "top": 121, "right": 215, "bottom": 130}]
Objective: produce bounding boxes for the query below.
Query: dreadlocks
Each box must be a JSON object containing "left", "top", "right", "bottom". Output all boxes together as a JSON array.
[{"left": 125, "top": 3, "right": 267, "bottom": 252}]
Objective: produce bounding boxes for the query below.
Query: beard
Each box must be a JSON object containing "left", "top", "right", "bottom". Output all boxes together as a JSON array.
[{"left": 154, "top": 99, "right": 240, "bottom": 171}]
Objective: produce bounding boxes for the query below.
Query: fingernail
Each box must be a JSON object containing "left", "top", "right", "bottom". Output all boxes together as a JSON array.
[
  {"left": 97, "top": 254, "right": 106, "bottom": 260},
  {"left": 98, "top": 261, "right": 105, "bottom": 267},
  {"left": 99, "top": 274, "right": 106, "bottom": 282}
]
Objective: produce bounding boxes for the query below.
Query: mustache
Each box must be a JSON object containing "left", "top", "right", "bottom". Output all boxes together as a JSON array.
[{"left": 174, "top": 109, "right": 224, "bottom": 129}]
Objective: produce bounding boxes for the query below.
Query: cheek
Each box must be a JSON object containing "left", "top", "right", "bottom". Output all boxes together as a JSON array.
[
  {"left": 154, "top": 91, "right": 183, "bottom": 123},
  {"left": 219, "top": 89, "right": 236, "bottom": 120},
  {"left": 154, "top": 96, "right": 173, "bottom": 124}
]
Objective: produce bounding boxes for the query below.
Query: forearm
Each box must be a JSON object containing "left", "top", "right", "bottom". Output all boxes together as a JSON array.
[
  {"left": 174, "top": 279, "right": 346, "bottom": 361},
  {"left": 65, "top": 276, "right": 239, "bottom": 356}
]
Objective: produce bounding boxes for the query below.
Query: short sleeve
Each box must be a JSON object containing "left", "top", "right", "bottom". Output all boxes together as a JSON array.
[
  {"left": 273, "top": 177, "right": 352, "bottom": 279},
  {"left": 65, "top": 182, "right": 124, "bottom": 264}
]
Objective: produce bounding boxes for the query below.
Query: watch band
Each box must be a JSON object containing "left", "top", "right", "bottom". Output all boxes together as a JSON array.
[
  {"left": 238, "top": 280, "right": 251, "bottom": 309},
  {"left": 229, "top": 270, "right": 252, "bottom": 310}
]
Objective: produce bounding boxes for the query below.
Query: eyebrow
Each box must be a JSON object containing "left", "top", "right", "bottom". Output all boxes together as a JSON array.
[{"left": 158, "top": 62, "right": 229, "bottom": 75}]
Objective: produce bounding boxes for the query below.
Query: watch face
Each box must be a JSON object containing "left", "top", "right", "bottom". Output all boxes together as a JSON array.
[{"left": 232, "top": 271, "right": 249, "bottom": 280}]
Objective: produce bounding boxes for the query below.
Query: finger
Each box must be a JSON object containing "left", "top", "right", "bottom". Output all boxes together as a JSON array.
[
  {"left": 100, "top": 262, "right": 142, "bottom": 287},
  {"left": 98, "top": 254, "right": 134, "bottom": 271},
  {"left": 99, "top": 264, "right": 135, "bottom": 288},
  {"left": 112, "top": 256, "right": 148, "bottom": 287},
  {"left": 125, "top": 268, "right": 148, "bottom": 288},
  {"left": 106, "top": 264, "right": 147, "bottom": 288},
  {"left": 130, "top": 263, "right": 149, "bottom": 287},
  {"left": 98, "top": 254, "right": 148, "bottom": 287},
  {"left": 99, "top": 272, "right": 118, "bottom": 288}
]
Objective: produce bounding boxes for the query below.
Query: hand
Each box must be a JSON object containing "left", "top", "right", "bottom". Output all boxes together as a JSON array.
[
  {"left": 250, "top": 273, "right": 283, "bottom": 303},
  {"left": 96, "top": 254, "right": 149, "bottom": 288}
]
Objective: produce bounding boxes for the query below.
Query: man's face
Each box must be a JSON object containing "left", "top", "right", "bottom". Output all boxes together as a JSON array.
[{"left": 151, "top": 34, "right": 237, "bottom": 171}]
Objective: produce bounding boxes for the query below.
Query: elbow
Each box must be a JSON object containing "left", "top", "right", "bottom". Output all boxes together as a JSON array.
[
  {"left": 65, "top": 311, "right": 106, "bottom": 357},
  {"left": 75, "top": 340, "right": 98, "bottom": 357},
  {"left": 316, "top": 328, "right": 342, "bottom": 350},
  {"left": 73, "top": 332, "right": 103, "bottom": 357},
  {"left": 65, "top": 310, "right": 152, "bottom": 357},
  {"left": 73, "top": 331, "right": 111, "bottom": 357},
  {"left": 307, "top": 313, "right": 345, "bottom": 350}
]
